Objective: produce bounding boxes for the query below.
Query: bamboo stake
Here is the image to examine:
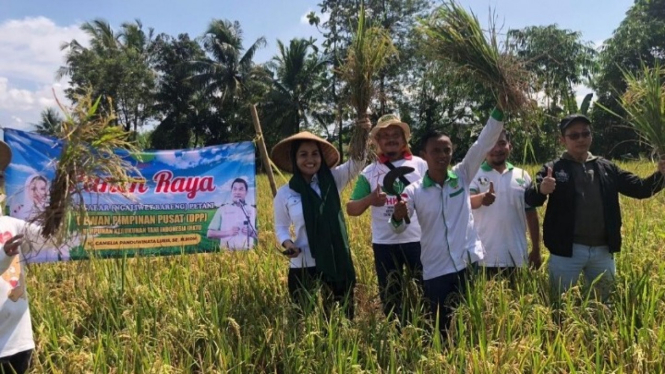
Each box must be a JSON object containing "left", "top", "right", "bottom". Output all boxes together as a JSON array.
[{"left": 250, "top": 104, "right": 277, "bottom": 197}]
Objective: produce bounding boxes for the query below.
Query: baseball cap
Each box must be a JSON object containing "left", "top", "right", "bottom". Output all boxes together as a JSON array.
[{"left": 559, "top": 114, "right": 591, "bottom": 132}]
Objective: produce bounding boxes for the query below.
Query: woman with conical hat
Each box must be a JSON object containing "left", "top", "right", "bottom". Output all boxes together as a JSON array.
[{"left": 271, "top": 123, "right": 369, "bottom": 319}]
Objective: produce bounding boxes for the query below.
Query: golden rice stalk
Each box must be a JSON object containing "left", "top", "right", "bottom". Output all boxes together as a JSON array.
[
  {"left": 598, "top": 62, "right": 665, "bottom": 158},
  {"left": 420, "top": 1, "right": 532, "bottom": 113},
  {"left": 619, "top": 63, "right": 665, "bottom": 157},
  {"left": 35, "top": 90, "right": 141, "bottom": 244},
  {"left": 340, "top": 4, "right": 397, "bottom": 161}
]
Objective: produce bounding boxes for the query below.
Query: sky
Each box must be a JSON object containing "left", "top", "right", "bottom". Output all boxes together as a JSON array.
[{"left": 0, "top": 0, "right": 634, "bottom": 132}]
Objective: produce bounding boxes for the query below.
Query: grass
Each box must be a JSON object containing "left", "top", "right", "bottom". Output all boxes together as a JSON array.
[{"left": 25, "top": 161, "right": 665, "bottom": 373}]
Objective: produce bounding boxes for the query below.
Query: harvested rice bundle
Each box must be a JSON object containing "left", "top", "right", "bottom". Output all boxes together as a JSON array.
[
  {"left": 340, "top": 5, "right": 397, "bottom": 160},
  {"left": 421, "top": 1, "right": 532, "bottom": 113},
  {"left": 37, "top": 92, "right": 141, "bottom": 243},
  {"left": 614, "top": 63, "right": 665, "bottom": 158}
]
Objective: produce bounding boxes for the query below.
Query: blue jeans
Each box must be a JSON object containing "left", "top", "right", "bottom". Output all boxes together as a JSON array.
[
  {"left": 548, "top": 243, "right": 615, "bottom": 301},
  {"left": 372, "top": 242, "right": 422, "bottom": 321}
]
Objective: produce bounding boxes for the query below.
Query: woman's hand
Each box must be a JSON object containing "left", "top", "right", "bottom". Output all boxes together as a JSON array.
[{"left": 3, "top": 234, "right": 24, "bottom": 257}]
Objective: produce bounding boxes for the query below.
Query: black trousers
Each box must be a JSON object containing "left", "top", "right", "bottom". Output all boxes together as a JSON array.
[
  {"left": 0, "top": 349, "right": 32, "bottom": 374},
  {"left": 423, "top": 268, "right": 469, "bottom": 335},
  {"left": 372, "top": 242, "right": 423, "bottom": 322},
  {"left": 287, "top": 267, "right": 355, "bottom": 320}
]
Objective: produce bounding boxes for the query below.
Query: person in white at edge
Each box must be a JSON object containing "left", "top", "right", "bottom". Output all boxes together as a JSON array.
[
  {"left": 469, "top": 129, "right": 541, "bottom": 278},
  {"left": 0, "top": 140, "right": 55, "bottom": 374},
  {"left": 390, "top": 106, "right": 504, "bottom": 335},
  {"left": 207, "top": 178, "right": 257, "bottom": 250},
  {"left": 346, "top": 114, "right": 427, "bottom": 323},
  {"left": 272, "top": 123, "right": 368, "bottom": 319}
]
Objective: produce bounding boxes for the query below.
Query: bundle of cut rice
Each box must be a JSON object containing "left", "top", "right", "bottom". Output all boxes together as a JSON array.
[
  {"left": 37, "top": 92, "right": 141, "bottom": 244},
  {"left": 421, "top": 1, "right": 532, "bottom": 113},
  {"left": 340, "top": 4, "right": 397, "bottom": 160},
  {"left": 615, "top": 62, "right": 665, "bottom": 158}
]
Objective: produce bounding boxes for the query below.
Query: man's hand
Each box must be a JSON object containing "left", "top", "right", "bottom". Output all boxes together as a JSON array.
[
  {"left": 3, "top": 234, "right": 24, "bottom": 257},
  {"left": 482, "top": 182, "right": 496, "bottom": 206},
  {"left": 392, "top": 200, "right": 408, "bottom": 222},
  {"left": 227, "top": 227, "right": 240, "bottom": 236},
  {"left": 539, "top": 167, "right": 556, "bottom": 195},
  {"left": 528, "top": 248, "right": 542, "bottom": 269},
  {"left": 658, "top": 157, "right": 665, "bottom": 175},
  {"left": 368, "top": 185, "right": 387, "bottom": 207}
]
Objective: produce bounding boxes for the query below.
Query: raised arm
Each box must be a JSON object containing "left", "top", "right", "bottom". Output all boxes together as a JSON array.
[
  {"left": 332, "top": 157, "right": 366, "bottom": 192},
  {"left": 456, "top": 109, "right": 504, "bottom": 183}
]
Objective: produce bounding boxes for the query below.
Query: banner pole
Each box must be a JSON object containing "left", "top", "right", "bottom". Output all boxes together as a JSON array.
[{"left": 250, "top": 104, "right": 277, "bottom": 197}]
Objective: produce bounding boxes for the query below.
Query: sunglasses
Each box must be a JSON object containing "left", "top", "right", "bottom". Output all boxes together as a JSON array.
[{"left": 565, "top": 131, "right": 592, "bottom": 140}]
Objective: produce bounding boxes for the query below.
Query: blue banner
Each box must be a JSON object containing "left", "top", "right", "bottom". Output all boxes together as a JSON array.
[{"left": 3, "top": 128, "right": 257, "bottom": 262}]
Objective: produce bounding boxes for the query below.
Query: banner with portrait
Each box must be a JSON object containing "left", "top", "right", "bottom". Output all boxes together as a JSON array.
[{"left": 3, "top": 128, "right": 257, "bottom": 263}]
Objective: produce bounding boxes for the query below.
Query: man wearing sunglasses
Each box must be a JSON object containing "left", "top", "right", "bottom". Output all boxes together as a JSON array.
[{"left": 525, "top": 114, "right": 665, "bottom": 302}]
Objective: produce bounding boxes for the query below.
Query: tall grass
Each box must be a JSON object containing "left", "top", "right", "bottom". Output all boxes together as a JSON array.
[{"left": 25, "top": 161, "right": 665, "bottom": 373}]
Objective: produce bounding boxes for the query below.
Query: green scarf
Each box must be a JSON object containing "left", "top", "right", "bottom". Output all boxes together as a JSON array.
[{"left": 289, "top": 148, "right": 356, "bottom": 287}]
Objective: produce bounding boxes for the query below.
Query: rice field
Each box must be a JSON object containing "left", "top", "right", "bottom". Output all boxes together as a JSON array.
[{"left": 25, "top": 161, "right": 665, "bottom": 373}]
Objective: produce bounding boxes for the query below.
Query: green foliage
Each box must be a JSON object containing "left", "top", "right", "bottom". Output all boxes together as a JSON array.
[
  {"left": 600, "top": 62, "right": 665, "bottom": 156},
  {"left": 591, "top": 0, "right": 665, "bottom": 158},
  {"left": 150, "top": 33, "right": 206, "bottom": 150},
  {"left": 262, "top": 38, "right": 328, "bottom": 142},
  {"left": 508, "top": 25, "right": 597, "bottom": 111},
  {"left": 34, "top": 107, "right": 64, "bottom": 137},
  {"left": 58, "top": 19, "right": 157, "bottom": 133}
]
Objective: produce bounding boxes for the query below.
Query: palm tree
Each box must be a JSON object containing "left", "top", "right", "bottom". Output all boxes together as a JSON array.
[
  {"left": 194, "top": 19, "right": 268, "bottom": 103},
  {"left": 34, "top": 107, "right": 63, "bottom": 137},
  {"left": 57, "top": 19, "right": 156, "bottom": 133},
  {"left": 265, "top": 38, "right": 328, "bottom": 136}
]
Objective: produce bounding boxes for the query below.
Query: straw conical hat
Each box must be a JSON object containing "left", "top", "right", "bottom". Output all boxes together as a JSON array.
[{"left": 270, "top": 131, "right": 340, "bottom": 173}]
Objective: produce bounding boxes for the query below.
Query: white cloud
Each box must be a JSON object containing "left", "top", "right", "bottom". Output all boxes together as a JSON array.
[
  {"left": 225, "top": 151, "right": 255, "bottom": 165},
  {"left": 0, "top": 17, "right": 88, "bottom": 130},
  {"left": 7, "top": 163, "right": 38, "bottom": 175},
  {"left": 0, "top": 17, "right": 88, "bottom": 83}
]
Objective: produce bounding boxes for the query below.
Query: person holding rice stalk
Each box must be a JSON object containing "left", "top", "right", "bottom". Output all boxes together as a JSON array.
[
  {"left": 0, "top": 140, "right": 57, "bottom": 374},
  {"left": 525, "top": 114, "right": 665, "bottom": 301},
  {"left": 346, "top": 114, "right": 427, "bottom": 324},
  {"left": 271, "top": 121, "right": 369, "bottom": 319},
  {"left": 390, "top": 104, "right": 506, "bottom": 335}
]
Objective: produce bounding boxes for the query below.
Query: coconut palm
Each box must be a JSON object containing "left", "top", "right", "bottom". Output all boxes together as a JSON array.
[
  {"left": 264, "top": 38, "right": 328, "bottom": 136},
  {"left": 34, "top": 107, "right": 63, "bottom": 137},
  {"left": 194, "top": 19, "right": 268, "bottom": 103}
]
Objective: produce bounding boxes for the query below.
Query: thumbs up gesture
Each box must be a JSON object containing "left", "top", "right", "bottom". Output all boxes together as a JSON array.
[
  {"left": 368, "top": 184, "right": 388, "bottom": 207},
  {"left": 481, "top": 181, "right": 496, "bottom": 206},
  {"left": 539, "top": 167, "right": 556, "bottom": 195}
]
